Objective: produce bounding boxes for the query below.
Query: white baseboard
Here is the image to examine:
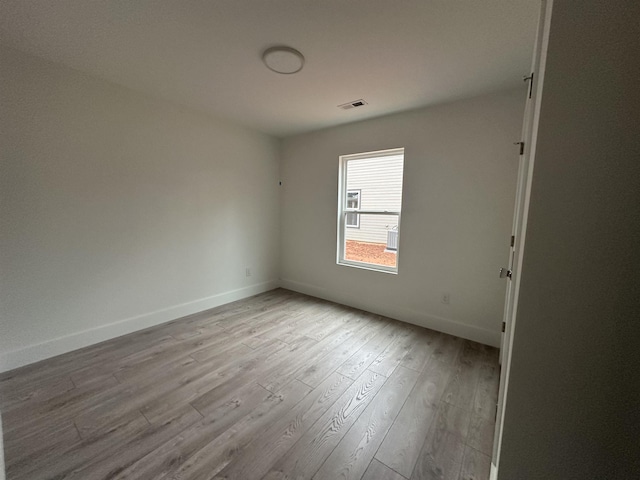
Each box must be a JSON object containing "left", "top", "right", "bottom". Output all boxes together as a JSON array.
[
  {"left": 281, "top": 278, "right": 500, "bottom": 348},
  {"left": 0, "top": 280, "right": 280, "bottom": 373}
]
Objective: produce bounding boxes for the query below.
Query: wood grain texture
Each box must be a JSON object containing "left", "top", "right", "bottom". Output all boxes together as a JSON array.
[
  {"left": 213, "top": 373, "right": 352, "bottom": 480},
  {"left": 410, "top": 402, "right": 470, "bottom": 480},
  {"left": 110, "top": 383, "right": 272, "bottom": 480},
  {"left": 368, "top": 325, "right": 417, "bottom": 377},
  {"left": 313, "top": 366, "right": 420, "bottom": 480},
  {"left": 473, "top": 363, "right": 500, "bottom": 421},
  {"left": 442, "top": 341, "right": 482, "bottom": 409},
  {"left": 263, "top": 369, "right": 387, "bottom": 480},
  {"left": 466, "top": 414, "right": 495, "bottom": 456},
  {"left": 400, "top": 329, "right": 443, "bottom": 372},
  {"left": 158, "top": 380, "right": 311, "bottom": 480},
  {"left": 362, "top": 459, "right": 407, "bottom": 480},
  {"left": 458, "top": 446, "right": 491, "bottom": 480},
  {"left": 375, "top": 335, "right": 461, "bottom": 478},
  {"left": 295, "top": 316, "right": 383, "bottom": 388},
  {"left": 334, "top": 322, "right": 398, "bottom": 379},
  {"left": 0, "top": 289, "right": 500, "bottom": 480},
  {"left": 62, "top": 405, "right": 203, "bottom": 480}
]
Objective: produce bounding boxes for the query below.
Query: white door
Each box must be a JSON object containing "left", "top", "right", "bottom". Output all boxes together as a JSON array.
[
  {"left": 498, "top": 148, "right": 524, "bottom": 366},
  {"left": 492, "top": 1, "right": 553, "bottom": 476}
]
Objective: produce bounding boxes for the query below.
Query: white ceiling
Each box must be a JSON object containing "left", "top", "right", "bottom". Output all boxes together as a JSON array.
[{"left": 0, "top": 1, "right": 540, "bottom": 137}]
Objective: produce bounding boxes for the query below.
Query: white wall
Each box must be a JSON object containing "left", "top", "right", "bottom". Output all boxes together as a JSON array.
[
  {"left": 0, "top": 45, "right": 281, "bottom": 371},
  {"left": 499, "top": 1, "right": 640, "bottom": 478},
  {"left": 280, "top": 90, "right": 525, "bottom": 346}
]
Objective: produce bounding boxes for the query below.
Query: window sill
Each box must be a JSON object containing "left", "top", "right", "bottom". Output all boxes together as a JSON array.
[{"left": 337, "top": 260, "right": 398, "bottom": 275}]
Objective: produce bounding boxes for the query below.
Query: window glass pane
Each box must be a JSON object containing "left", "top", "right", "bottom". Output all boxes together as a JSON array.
[
  {"left": 345, "top": 155, "right": 403, "bottom": 212},
  {"left": 338, "top": 148, "right": 404, "bottom": 272},
  {"left": 344, "top": 213, "right": 399, "bottom": 268},
  {"left": 346, "top": 212, "right": 359, "bottom": 227},
  {"left": 346, "top": 190, "right": 360, "bottom": 209}
]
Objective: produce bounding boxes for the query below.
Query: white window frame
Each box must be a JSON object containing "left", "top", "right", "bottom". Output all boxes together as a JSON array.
[
  {"left": 336, "top": 147, "right": 404, "bottom": 274},
  {"left": 345, "top": 189, "right": 361, "bottom": 228}
]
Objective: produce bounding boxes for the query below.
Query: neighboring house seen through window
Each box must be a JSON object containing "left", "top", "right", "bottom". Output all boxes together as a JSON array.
[
  {"left": 337, "top": 148, "right": 404, "bottom": 273},
  {"left": 346, "top": 190, "right": 361, "bottom": 228}
]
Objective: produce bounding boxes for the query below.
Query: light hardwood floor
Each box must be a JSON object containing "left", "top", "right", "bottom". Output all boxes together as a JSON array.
[{"left": 0, "top": 289, "right": 500, "bottom": 480}]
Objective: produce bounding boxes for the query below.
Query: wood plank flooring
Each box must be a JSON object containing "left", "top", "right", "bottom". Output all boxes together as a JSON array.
[{"left": 0, "top": 288, "right": 500, "bottom": 480}]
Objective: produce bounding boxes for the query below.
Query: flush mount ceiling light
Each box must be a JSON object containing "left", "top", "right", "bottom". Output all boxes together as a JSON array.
[{"left": 262, "top": 46, "right": 305, "bottom": 74}]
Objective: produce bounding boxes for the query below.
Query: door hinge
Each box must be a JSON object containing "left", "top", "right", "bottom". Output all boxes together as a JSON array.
[
  {"left": 502, "top": 321, "right": 506, "bottom": 333},
  {"left": 510, "top": 235, "right": 515, "bottom": 247},
  {"left": 523, "top": 72, "right": 534, "bottom": 98},
  {"left": 513, "top": 141, "right": 524, "bottom": 155},
  {"left": 499, "top": 267, "right": 512, "bottom": 279}
]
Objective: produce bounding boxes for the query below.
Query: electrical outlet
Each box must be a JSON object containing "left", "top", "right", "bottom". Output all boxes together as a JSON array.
[
  {"left": 441, "top": 292, "right": 450, "bottom": 305},
  {"left": 245, "top": 267, "right": 252, "bottom": 277}
]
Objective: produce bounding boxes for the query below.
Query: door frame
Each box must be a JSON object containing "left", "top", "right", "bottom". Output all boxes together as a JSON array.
[{"left": 492, "top": 1, "right": 553, "bottom": 478}]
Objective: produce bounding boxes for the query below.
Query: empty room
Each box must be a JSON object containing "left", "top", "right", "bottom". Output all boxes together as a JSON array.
[{"left": 1, "top": 1, "right": 637, "bottom": 480}]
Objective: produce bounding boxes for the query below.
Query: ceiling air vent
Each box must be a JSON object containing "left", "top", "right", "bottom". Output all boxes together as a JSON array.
[{"left": 338, "top": 99, "right": 368, "bottom": 110}]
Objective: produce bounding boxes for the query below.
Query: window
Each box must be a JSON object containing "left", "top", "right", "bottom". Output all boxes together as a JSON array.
[
  {"left": 346, "top": 190, "right": 361, "bottom": 228},
  {"left": 337, "top": 148, "right": 404, "bottom": 273}
]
